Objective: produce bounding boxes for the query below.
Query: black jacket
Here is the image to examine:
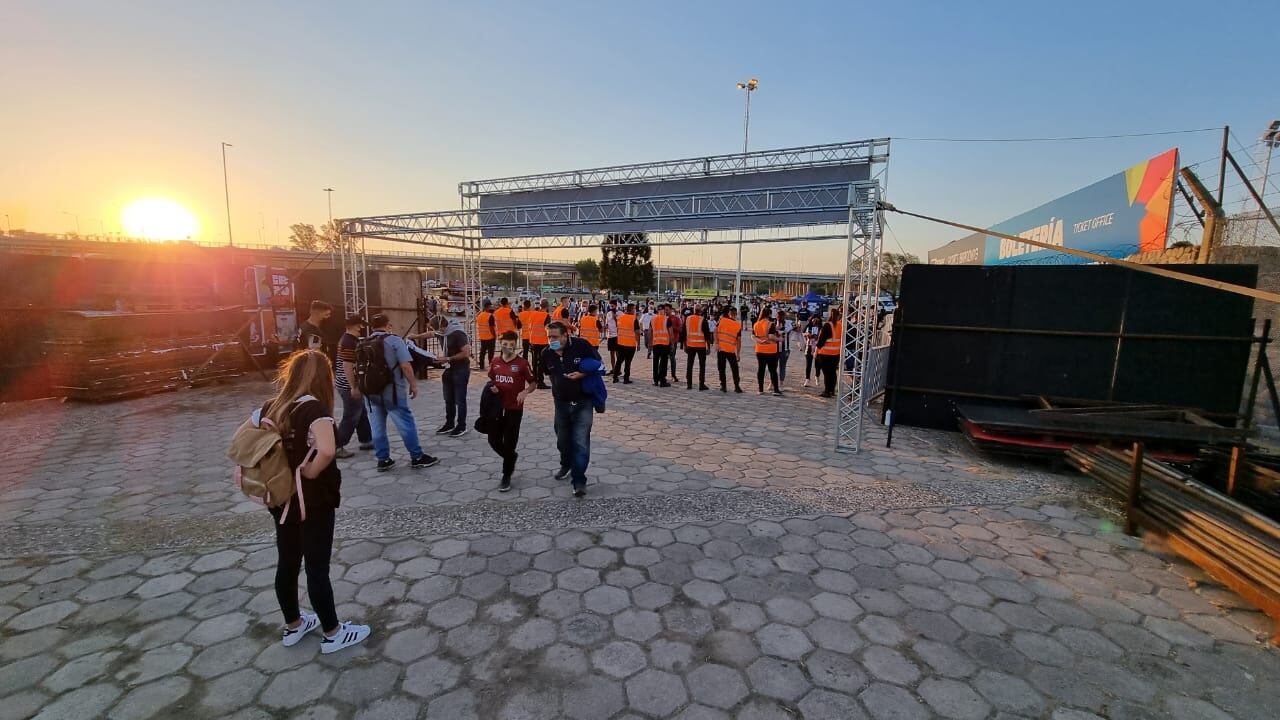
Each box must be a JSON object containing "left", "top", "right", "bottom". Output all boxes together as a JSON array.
[{"left": 475, "top": 381, "right": 504, "bottom": 434}]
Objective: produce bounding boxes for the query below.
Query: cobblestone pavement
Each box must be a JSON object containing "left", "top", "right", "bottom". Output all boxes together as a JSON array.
[{"left": 0, "top": 352, "right": 1276, "bottom": 718}]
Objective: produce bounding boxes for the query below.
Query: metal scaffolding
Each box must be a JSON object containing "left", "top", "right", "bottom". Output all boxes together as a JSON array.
[{"left": 340, "top": 138, "right": 889, "bottom": 451}]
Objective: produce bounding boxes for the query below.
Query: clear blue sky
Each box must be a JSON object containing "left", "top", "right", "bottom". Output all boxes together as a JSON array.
[{"left": 3, "top": 0, "right": 1274, "bottom": 272}]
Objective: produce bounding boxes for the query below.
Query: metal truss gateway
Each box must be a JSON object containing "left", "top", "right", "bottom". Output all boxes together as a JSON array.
[
  {"left": 339, "top": 138, "right": 890, "bottom": 452},
  {"left": 835, "top": 181, "right": 885, "bottom": 453}
]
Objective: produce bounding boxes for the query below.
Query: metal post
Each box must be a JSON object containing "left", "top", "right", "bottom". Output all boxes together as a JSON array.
[
  {"left": 324, "top": 187, "right": 335, "bottom": 268},
  {"left": 733, "top": 79, "right": 757, "bottom": 308},
  {"left": 1217, "top": 126, "right": 1229, "bottom": 205},
  {"left": 1125, "top": 441, "right": 1144, "bottom": 535},
  {"left": 221, "top": 142, "right": 234, "bottom": 247}
]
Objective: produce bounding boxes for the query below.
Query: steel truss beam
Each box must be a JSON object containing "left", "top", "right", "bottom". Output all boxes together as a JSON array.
[
  {"left": 835, "top": 181, "right": 885, "bottom": 453},
  {"left": 459, "top": 138, "right": 889, "bottom": 197}
]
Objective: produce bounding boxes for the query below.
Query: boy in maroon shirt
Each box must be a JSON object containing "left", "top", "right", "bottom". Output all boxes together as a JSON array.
[{"left": 487, "top": 331, "right": 535, "bottom": 491}]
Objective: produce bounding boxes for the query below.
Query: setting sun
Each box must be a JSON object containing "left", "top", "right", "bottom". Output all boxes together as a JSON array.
[{"left": 121, "top": 197, "right": 198, "bottom": 241}]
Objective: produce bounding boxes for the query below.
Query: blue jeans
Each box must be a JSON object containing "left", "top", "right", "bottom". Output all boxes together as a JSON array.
[
  {"left": 553, "top": 399, "right": 594, "bottom": 488},
  {"left": 778, "top": 349, "right": 790, "bottom": 383},
  {"left": 441, "top": 368, "right": 469, "bottom": 428},
  {"left": 335, "top": 384, "right": 370, "bottom": 449},
  {"left": 366, "top": 385, "right": 424, "bottom": 461}
]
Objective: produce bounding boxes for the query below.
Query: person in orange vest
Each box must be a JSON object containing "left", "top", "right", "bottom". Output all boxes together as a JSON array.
[
  {"left": 518, "top": 299, "right": 535, "bottom": 361},
  {"left": 493, "top": 298, "right": 521, "bottom": 354},
  {"left": 475, "top": 298, "right": 496, "bottom": 370},
  {"left": 552, "top": 297, "right": 574, "bottom": 333},
  {"left": 683, "top": 305, "right": 712, "bottom": 391},
  {"left": 577, "top": 304, "right": 603, "bottom": 350},
  {"left": 650, "top": 305, "right": 673, "bottom": 387},
  {"left": 815, "top": 306, "right": 842, "bottom": 398},
  {"left": 529, "top": 299, "right": 553, "bottom": 389},
  {"left": 716, "top": 305, "right": 744, "bottom": 393},
  {"left": 753, "top": 307, "right": 782, "bottom": 396},
  {"left": 611, "top": 302, "right": 642, "bottom": 384}
]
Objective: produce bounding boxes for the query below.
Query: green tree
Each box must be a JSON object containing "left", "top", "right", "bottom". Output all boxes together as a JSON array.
[
  {"left": 574, "top": 258, "right": 600, "bottom": 288},
  {"left": 879, "top": 251, "right": 921, "bottom": 294},
  {"left": 318, "top": 220, "right": 343, "bottom": 253},
  {"left": 600, "top": 233, "right": 655, "bottom": 297},
  {"left": 288, "top": 223, "right": 319, "bottom": 251}
]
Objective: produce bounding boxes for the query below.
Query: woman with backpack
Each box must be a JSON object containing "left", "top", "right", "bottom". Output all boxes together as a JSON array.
[{"left": 261, "top": 350, "right": 371, "bottom": 654}]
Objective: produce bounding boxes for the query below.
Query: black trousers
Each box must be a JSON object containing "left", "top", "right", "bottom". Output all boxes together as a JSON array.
[
  {"left": 487, "top": 409, "right": 523, "bottom": 478},
  {"left": 805, "top": 349, "right": 816, "bottom": 379},
  {"left": 274, "top": 507, "right": 338, "bottom": 632},
  {"left": 612, "top": 346, "right": 636, "bottom": 380},
  {"left": 718, "top": 351, "right": 741, "bottom": 390},
  {"left": 607, "top": 337, "right": 619, "bottom": 369},
  {"left": 653, "top": 344, "right": 670, "bottom": 384},
  {"left": 686, "top": 348, "right": 707, "bottom": 388},
  {"left": 521, "top": 339, "right": 532, "bottom": 360},
  {"left": 757, "top": 352, "right": 779, "bottom": 392},
  {"left": 668, "top": 344, "right": 680, "bottom": 380},
  {"left": 817, "top": 354, "right": 839, "bottom": 395},
  {"left": 530, "top": 344, "right": 548, "bottom": 384},
  {"left": 478, "top": 339, "right": 495, "bottom": 368}
]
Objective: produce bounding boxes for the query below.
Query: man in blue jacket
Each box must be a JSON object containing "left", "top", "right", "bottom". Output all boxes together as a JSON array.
[{"left": 542, "top": 322, "right": 601, "bottom": 497}]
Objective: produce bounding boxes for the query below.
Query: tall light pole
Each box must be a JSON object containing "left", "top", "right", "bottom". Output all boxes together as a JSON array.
[
  {"left": 734, "top": 78, "right": 758, "bottom": 308},
  {"left": 323, "top": 187, "right": 335, "bottom": 267},
  {"left": 59, "top": 211, "right": 80, "bottom": 235},
  {"left": 4, "top": 214, "right": 11, "bottom": 234},
  {"left": 221, "top": 142, "right": 234, "bottom": 247},
  {"left": 1250, "top": 121, "right": 1279, "bottom": 245}
]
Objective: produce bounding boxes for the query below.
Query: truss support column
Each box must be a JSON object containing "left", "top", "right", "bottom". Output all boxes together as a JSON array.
[
  {"left": 339, "top": 229, "right": 368, "bottom": 322},
  {"left": 460, "top": 195, "right": 483, "bottom": 339},
  {"left": 834, "top": 181, "right": 883, "bottom": 453}
]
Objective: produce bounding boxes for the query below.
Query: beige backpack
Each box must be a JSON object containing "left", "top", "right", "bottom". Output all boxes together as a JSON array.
[{"left": 228, "top": 399, "right": 316, "bottom": 524}]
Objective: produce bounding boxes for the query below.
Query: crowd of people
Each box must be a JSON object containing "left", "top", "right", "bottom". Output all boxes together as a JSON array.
[{"left": 247, "top": 294, "right": 856, "bottom": 654}]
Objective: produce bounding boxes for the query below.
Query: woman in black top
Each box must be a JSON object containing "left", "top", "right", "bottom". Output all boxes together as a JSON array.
[{"left": 265, "top": 350, "right": 371, "bottom": 654}]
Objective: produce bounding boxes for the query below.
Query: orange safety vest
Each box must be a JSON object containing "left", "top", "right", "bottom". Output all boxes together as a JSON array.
[
  {"left": 529, "top": 310, "right": 550, "bottom": 344},
  {"left": 716, "top": 318, "right": 742, "bottom": 354},
  {"left": 686, "top": 315, "right": 707, "bottom": 349},
  {"left": 651, "top": 315, "right": 670, "bottom": 346},
  {"left": 753, "top": 319, "right": 778, "bottom": 354},
  {"left": 494, "top": 306, "right": 517, "bottom": 336},
  {"left": 617, "top": 314, "right": 639, "bottom": 347},
  {"left": 578, "top": 315, "right": 601, "bottom": 346},
  {"left": 817, "top": 320, "right": 842, "bottom": 356},
  {"left": 518, "top": 310, "right": 533, "bottom": 340},
  {"left": 476, "top": 311, "right": 495, "bottom": 341}
]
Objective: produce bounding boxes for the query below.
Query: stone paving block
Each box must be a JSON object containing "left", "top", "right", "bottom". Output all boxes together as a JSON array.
[
  {"left": 403, "top": 656, "right": 461, "bottom": 699},
  {"left": 29, "top": 682, "right": 121, "bottom": 720},
  {"left": 918, "top": 677, "right": 991, "bottom": 720},
  {"left": 328, "top": 661, "right": 400, "bottom": 706},
  {"left": 861, "top": 645, "right": 920, "bottom": 686},
  {"left": 591, "top": 640, "right": 648, "bottom": 678},
  {"left": 625, "top": 668, "right": 688, "bottom": 717},
  {"left": 859, "top": 682, "right": 929, "bottom": 720},
  {"left": 106, "top": 676, "right": 191, "bottom": 720},
  {"left": 562, "top": 674, "right": 625, "bottom": 720},
  {"left": 746, "top": 656, "right": 809, "bottom": 702},
  {"left": 686, "top": 662, "right": 748, "bottom": 709},
  {"left": 648, "top": 639, "right": 694, "bottom": 672}
]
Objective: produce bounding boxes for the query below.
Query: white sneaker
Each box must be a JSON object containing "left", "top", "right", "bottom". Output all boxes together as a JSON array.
[
  {"left": 320, "top": 621, "right": 371, "bottom": 654},
  {"left": 281, "top": 612, "right": 320, "bottom": 647},
  {"left": 803, "top": 379, "right": 810, "bottom": 387}
]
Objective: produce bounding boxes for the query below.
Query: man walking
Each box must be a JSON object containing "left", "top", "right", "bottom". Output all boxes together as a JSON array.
[
  {"left": 604, "top": 299, "right": 620, "bottom": 371},
  {"left": 815, "top": 307, "right": 842, "bottom": 398},
  {"left": 518, "top": 299, "right": 535, "bottom": 360},
  {"left": 334, "top": 314, "right": 372, "bottom": 458},
  {"left": 612, "top": 303, "right": 640, "bottom": 384},
  {"left": 363, "top": 314, "right": 439, "bottom": 471},
  {"left": 475, "top": 299, "right": 496, "bottom": 370},
  {"left": 716, "top": 306, "right": 744, "bottom": 393},
  {"left": 486, "top": 331, "right": 535, "bottom": 492},
  {"left": 753, "top": 307, "right": 782, "bottom": 396},
  {"left": 543, "top": 322, "right": 601, "bottom": 497},
  {"left": 776, "top": 309, "right": 794, "bottom": 385},
  {"left": 683, "top": 305, "right": 711, "bottom": 391}
]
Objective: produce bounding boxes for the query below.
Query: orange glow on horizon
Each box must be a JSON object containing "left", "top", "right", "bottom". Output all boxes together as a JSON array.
[{"left": 120, "top": 197, "right": 199, "bottom": 241}]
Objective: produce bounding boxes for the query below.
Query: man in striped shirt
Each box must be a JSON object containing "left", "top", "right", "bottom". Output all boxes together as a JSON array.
[{"left": 334, "top": 314, "right": 373, "bottom": 459}]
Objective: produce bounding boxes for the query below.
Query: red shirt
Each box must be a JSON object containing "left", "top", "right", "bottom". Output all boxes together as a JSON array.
[{"left": 488, "top": 356, "right": 534, "bottom": 411}]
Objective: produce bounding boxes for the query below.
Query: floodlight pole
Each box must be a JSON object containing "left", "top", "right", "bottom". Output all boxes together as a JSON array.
[
  {"left": 324, "top": 187, "right": 335, "bottom": 267},
  {"left": 734, "top": 78, "right": 758, "bottom": 308},
  {"left": 221, "top": 142, "right": 234, "bottom": 247}
]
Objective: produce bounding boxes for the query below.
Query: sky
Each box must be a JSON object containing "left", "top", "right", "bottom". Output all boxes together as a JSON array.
[{"left": 3, "top": 0, "right": 1276, "bottom": 274}]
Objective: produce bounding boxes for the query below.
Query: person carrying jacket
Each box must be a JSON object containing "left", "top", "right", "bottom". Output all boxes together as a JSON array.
[
  {"left": 543, "top": 322, "right": 601, "bottom": 497},
  {"left": 485, "top": 330, "right": 535, "bottom": 492}
]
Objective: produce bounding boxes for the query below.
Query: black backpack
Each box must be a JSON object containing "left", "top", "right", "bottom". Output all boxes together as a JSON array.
[{"left": 355, "top": 334, "right": 394, "bottom": 397}]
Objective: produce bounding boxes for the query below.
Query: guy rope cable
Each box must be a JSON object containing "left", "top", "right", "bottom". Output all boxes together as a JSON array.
[{"left": 878, "top": 201, "right": 1280, "bottom": 305}]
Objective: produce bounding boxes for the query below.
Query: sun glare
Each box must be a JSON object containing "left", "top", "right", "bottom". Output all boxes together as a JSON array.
[{"left": 121, "top": 197, "right": 199, "bottom": 241}]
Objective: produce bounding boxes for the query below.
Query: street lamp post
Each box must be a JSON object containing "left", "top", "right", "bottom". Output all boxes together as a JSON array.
[
  {"left": 221, "top": 142, "right": 234, "bottom": 247},
  {"left": 323, "top": 187, "right": 335, "bottom": 267},
  {"left": 733, "top": 78, "right": 758, "bottom": 309},
  {"left": 59, "top": 211, "right": 80, "bottom": 235}
]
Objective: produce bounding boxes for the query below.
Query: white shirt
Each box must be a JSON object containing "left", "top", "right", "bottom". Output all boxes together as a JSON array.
[
  {"left": 641, "top": 312, "right": 654, "bottom": 330},
  {"left": 605, "top": 310, "right": 619, "bottom": 336}
]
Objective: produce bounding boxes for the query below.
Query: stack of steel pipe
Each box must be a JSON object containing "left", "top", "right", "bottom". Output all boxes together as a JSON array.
[{"left": 1067, "top": 445, "right": 1280, "bottom": 640}]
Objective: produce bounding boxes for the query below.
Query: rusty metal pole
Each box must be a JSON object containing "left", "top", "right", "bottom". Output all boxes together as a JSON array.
[
  {"left": 1217, "top": 125, "right": 1229, "bottom": 205},
  {"left": 1125, "top": 441, "right": 1145, "bottom": 536},
  {"left": 1179, "top": 167, "right": 1224, "bottom": 264}
]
